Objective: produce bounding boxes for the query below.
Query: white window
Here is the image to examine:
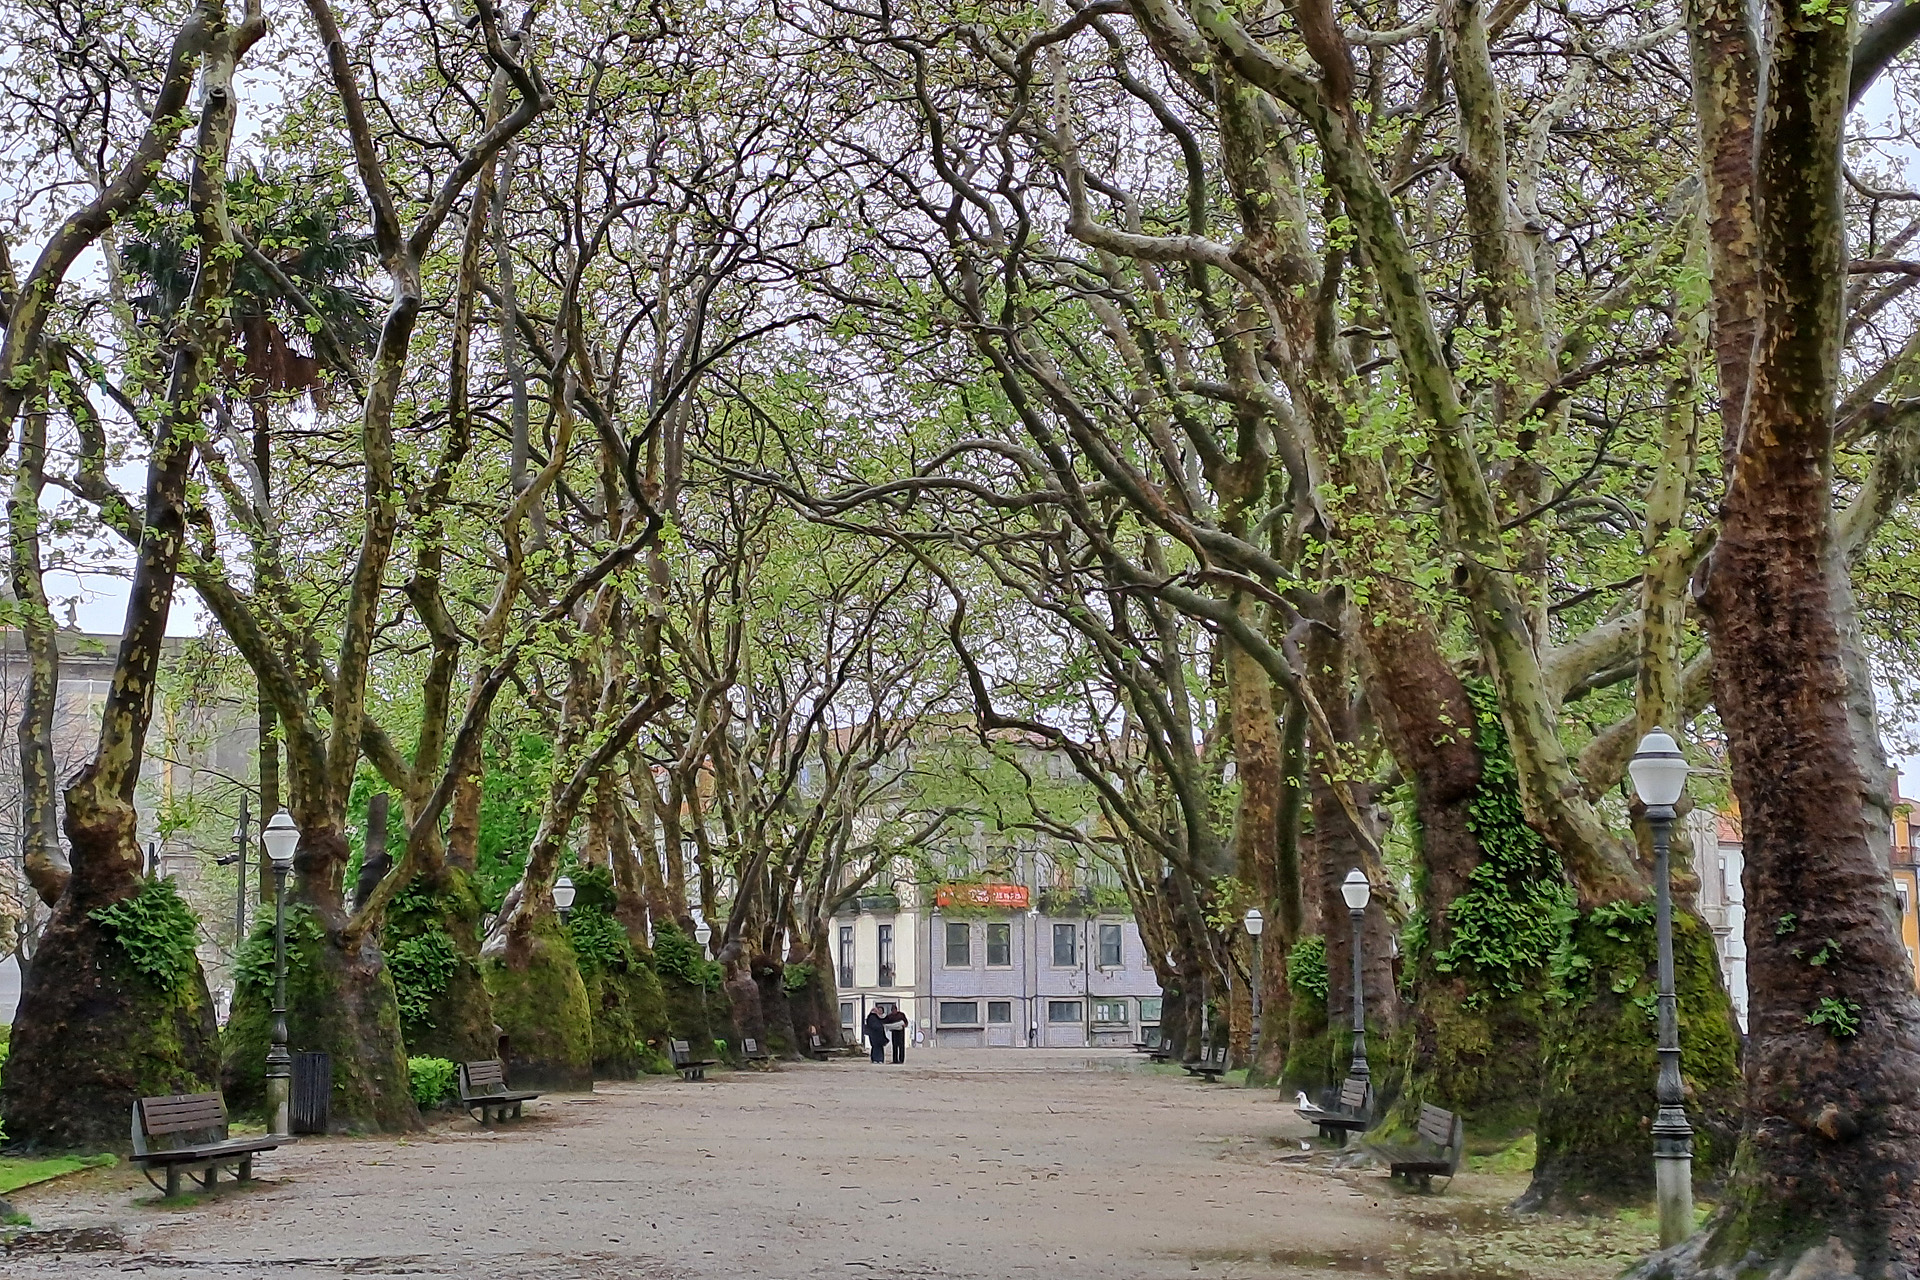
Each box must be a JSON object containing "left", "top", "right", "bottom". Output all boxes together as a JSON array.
[
  {"left": 986, "top": 922, "right": 1011, "bottom": 966},
  {"left": 1098, "top": 922, "right": 1123, "bottom": 968},
  {"left": 946, "top": 921, "right": 971, "bottom": 967},
  {"left": 1052, "top": 922, "right": 1077, "bottom": 966},
  {"left": 1047, "top": 999, "right": 1082, "bottom": 1023},
  {"left": 987, "top": 1000, "right": 1013, "bottom": 1024},
  {"left": 1138, "top": 997, "right": 1162, "bottom": 1024},
  {"left": 1092, "top": 999, "right": 1129, "bottom": 1024},
  {"left": 938, "top": 1001, "right": 981, "bottom": 1026}
]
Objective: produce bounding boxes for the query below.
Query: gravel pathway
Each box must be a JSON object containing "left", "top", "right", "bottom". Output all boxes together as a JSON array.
[{"left": 0, "top": 1050, "right": 1400, "bottom": 1279}]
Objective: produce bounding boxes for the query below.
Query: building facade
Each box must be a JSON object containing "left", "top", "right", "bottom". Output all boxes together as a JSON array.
[
  {"left": 1689, "top": 807, "right": 1748, "bottom": 1031},
  {"left": 832, "top": 880, "right": 923, "bottom": 1043},
  {"left": 832, "top": 876, "right": 1164, "bottom": 1050},
  {"left": 924, "top": 899, "right": 1161, "bottom": 1048}
]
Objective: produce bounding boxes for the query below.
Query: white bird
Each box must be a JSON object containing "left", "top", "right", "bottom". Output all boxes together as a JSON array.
[{"left": 1296, "top": 1091, "right": 1325, "bottom": 1113}]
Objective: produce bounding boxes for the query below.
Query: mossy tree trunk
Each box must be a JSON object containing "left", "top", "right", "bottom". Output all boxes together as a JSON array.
[
  {"left": 224, "top": 821, "right": 420, "bottom": 1129},
  {"left": 484, "top": 610, "right": 669, "bottom": 1084},
  {"left": 2, "top": 6, "right": 253, "bottom": 1148},
  {"left": 1523, "top": 907, "right": 1742, "bottom": 1210},
  {"left": 725, "top": 967, "right": 767, "bottom": 1062},
  {"left": 751, "top": 951, "right": 802, "bottom": 1058},
  {"left": 484, "top": 918, "right": 593, "bottom": 1091},
  {"left": 1674, "top": 2, "right": 1920, "bottom": 1269},
  {"left": 386, "top": 860, "right": 493, "bottom": 1063},
  {"left": 222, "top": 886, "right": 416, "bottom": 1129},
  {"left": 1282, "top": 969, "right": 1331, "bottom": 1095},
  {"left": 787, "top": 922, "right": 839, "bottom": 1050},
  {"left": 175, "top": 6, "right": 542, "bottom": 1131}
]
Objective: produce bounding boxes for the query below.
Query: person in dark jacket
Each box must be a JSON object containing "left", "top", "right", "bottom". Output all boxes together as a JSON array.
[
  {"left": 885, "top": 1005, "right": 909, "bottom": 1063},
  {"left": 864, "top": 1007, "right": 887, "bottom": 1062}
]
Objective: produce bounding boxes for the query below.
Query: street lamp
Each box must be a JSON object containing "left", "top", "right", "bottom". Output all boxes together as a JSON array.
[
  {"left": 215, "top": 797, "right": 251, "bottom": 944},
  {"left": 692, "top": 918, "right": 715, "bottom": 1038},
  {"left": 553, "top": 875, "right": 576, "bottom": 923},
  {"left": 1340, "top": 869, "right": 1371, "bottom": 1083},
  {"left": 1630, "top": 727, "right": 1693, "bottom": 1248},
  {"left": 261, "top": 808, "right": 300, "bottom": 1139},
  {"left": 1243, "top": 908, "right": 1265, "bottom": 1055}
]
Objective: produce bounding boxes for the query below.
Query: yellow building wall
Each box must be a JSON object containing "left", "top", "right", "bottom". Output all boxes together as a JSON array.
[{"left": 1895, "top": 804, "right": 1920, "bottom": 989}]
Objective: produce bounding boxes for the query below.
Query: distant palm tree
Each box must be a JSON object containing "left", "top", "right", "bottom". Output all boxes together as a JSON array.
[
  {"left": 123, "top": 168, "right": 379, "bottom": 891},
  {"left": 123, "top": 166, "right": 378, "bottom": 408}
]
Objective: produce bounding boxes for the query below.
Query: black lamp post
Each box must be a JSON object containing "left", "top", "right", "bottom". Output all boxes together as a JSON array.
[
  {"left": 1243, "top": 908, "right": 1265, "bottom": 1055},
  {"left": 1630, "top": 728, "right": 1693, "bottom": 1247},
  {"left": 1340, "top": 869, "right": 1371, "bottom": 1082},
  {"left": 261, "top": 808, "right": 300, "bottom": 1138},
  {"left": 215, "top": 797, "right": 251, "bottom": 945},
  {"left": 694, "top": 918, "right": 714, "bottom": 1037}
]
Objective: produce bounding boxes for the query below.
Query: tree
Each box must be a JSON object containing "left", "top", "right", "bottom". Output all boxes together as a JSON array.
[
  {"left": 1659, "top": 0, "right": 1920, "bottom": 1271},
  {"left": 0, "top": 0, "right": 263, "bottom": 1148}
]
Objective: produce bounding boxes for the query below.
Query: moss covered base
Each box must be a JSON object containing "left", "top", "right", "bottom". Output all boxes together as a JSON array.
[
  {"left": 1402, "top": 978, "right": 1545, "bottom": 1141},
  {"left": 660, "top": 969, "right": 719, "bottom": 1051},
  {"left": 222, "top": 907, "right": 419, "bottom": 1133},
  {"left": 1629, "top": 1192, "right": 1895, "bottom": 1280},
  {"left": 583, "top": 961, "right": 670, "bottom": 1079},
  {"left": 3, "top": 896, "right": 221, "bottom": 1151},
  {"left": 1523, "top": 907, "right": 1741, "bottom": 1211},
  {"left": 483, "top": 923, "right": 593, "bottom": 1092},
  {"left": 386, "top": 867, "right": 495, "bottom": 1063},
  {"left": 1282, "top": 991, "right": 1333, "bottom": 1095},
  {"left": 750, "top": 954, "right": 800, "bottom": 1058}
]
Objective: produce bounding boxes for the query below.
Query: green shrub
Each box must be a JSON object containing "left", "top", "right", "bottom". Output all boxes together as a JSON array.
[
  {"left": 91, "top": 878, "right": 202, "bottom": 993},
  {"left": 388, "top": 925, "right": 460, "bottom": 1032},
  {"left": 653, "top": 921, "right": 723, "bottom": 991},
  {"left": 233, "top": 901, "right": 325, "bottom": 995},
  {"left": 408, "top": 1056, "right": 458, "bottom": 1109},
  {"left": 567, "top": 908, "right": 634, "bottom": 977},
  {"left": 1287, "top": 934, "right": 1329, "bottom": 1004}
]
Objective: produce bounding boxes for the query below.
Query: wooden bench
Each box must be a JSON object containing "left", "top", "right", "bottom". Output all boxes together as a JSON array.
[
  {"left": 458, "top": 1059, "right": 540, "bottom": 1123},
  {"left": 808, "top": 1032, "right": 858, "bottom": 1060},
  {"left": 670, "top": 1038, "right": 719, "bottom": 1081},
  {"left": 1183, "top": 1044, "right": 1228, "bottom": 1080},
  {"left": 742, "top": 1036, "right": 772, "bottom": 1066},
  {"left": 1379, "top": 1103, "right": 1466, "bottom": 1191},
  {"left": 1296, "top": 1075, "right": 1373, "bottom": 1145},
  {"left": 131, "top": 1092, "right": 281, "bottom": 1198}
]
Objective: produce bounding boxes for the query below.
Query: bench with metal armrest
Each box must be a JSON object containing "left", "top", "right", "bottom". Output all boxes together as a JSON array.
[
  {"left": 1372, "top": 1102, "right": 1466, "bottom": 1192},
  {"left": 670, "top": 1038, "right": 719, "bottom": 1081},
  {"left": 1182, "top": 1044, "right": 1229, "bottom": 1080},
  {"left": 1295, "top": 1076, "right": 1373, "bottom": 1145},
  {"left": 459, "top": 1059, "right": 540, "bottom": 1123},
  {"left": 131, "top": 1092, "right": 281, "bottom": 1198}
]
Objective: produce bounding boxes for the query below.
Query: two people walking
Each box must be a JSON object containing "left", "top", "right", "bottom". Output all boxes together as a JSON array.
[{"left": 864, "top": 1004, "right": 909, "bottom": 1063}]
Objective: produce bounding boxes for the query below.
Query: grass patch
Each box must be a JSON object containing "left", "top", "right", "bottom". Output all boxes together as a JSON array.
[
  {"left": 1468, "top": 1131, "right": 1536, "bottom": 1176},
  {"left": 0, "top": 1154, "right": 116, "bottom": 1195}
]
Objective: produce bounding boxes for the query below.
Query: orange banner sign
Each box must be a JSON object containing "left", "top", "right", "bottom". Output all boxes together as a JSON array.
[{"left": 935, "top": 883, "right": 1030, "bottom": 909}]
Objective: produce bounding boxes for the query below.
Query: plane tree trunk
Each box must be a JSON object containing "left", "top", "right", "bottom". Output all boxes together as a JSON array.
[
  {"left": 2, "top": 7, "right": 253, "bottom": 1148},
  {"left": 1664, "top": 1, "right": 1920, "bottom": 1270}
]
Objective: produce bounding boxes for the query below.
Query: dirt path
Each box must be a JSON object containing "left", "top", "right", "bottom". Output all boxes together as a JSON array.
[{"left": 0, "top": 1051, "right": 1407, "bottom": 1279}]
